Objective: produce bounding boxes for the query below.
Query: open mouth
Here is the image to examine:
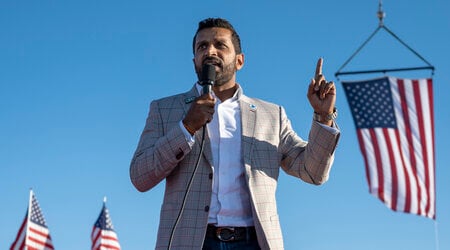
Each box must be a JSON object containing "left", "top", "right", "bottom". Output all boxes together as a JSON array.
[{"left": 203, "top": 58, "right": 222, "bottom": 68}]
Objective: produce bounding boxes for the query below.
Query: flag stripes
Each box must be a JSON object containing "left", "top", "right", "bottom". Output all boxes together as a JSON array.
[
  {"left": 28, "top": 226, "right": 54, "bottom": 249},
  {"left": 91, "top": 228, "right": 121, "bottom": 250},
  {"left": 343, "top": 77, "right": 435, "bottom": 219},
  {"left": 10, "top": 218, "right": 27, "bottom": 250}
]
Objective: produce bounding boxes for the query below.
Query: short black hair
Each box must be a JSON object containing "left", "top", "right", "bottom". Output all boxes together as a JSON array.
[{"left": 192, "top": 17, "right": 242, "bottom": 55}]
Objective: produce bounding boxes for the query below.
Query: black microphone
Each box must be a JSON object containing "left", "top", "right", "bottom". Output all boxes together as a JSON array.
[{"left": 199, "top": 64, "right": 216, "bottom": 94}]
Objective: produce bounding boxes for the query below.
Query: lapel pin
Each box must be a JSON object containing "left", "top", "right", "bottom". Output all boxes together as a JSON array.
[
  {"left": 249, "top": 104, "right": 257, "bottom": 111},
  {"left": 184, "top": 96, "right": 196, "bottom": 104}
]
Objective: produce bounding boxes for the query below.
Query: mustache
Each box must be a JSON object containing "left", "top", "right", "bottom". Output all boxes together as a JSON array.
[{"left": 202, "top": 56, "right": 223, "bottom": 68}]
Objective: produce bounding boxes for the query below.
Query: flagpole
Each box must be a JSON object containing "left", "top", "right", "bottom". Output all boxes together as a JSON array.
[
  {"left": 26, "top": 189, "right": 33, "bottom": 250},
  {"left": 434, "top": 220, "right": 440, "bottom": 250}
]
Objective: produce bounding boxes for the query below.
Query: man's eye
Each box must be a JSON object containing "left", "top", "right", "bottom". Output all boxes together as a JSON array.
[
  {"left": 197, "top": 44, "right": 206, "bottom": 51},
  {"left": 216, "top": 43, "right": 227, "bottom": 49}
]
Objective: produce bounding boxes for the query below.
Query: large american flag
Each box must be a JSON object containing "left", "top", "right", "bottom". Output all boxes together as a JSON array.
[
  {"left": 342, "top": 76, "right": 435, "bottom": 220},
  {"left": 91, "top": 200, "right": 121, "bottom": 250},
  {"left": 10, "top": 190, "right": 55, "bottom": 250}
]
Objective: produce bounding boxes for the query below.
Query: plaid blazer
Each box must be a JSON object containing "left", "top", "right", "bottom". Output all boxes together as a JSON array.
[{"left": 130, "top": 85, "right": 340, "bottom": 249}]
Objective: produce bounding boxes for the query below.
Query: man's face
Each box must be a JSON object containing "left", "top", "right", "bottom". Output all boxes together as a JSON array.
[{"left": 193, "top": 27, "right": 244, "bottom": 87}]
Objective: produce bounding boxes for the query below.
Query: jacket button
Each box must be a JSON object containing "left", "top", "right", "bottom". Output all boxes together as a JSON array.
[
  {"left": 175, "top": 151, "right": 184, "bottom": 160},
  {"left": 208, "top": 173, "right": 213, "bottom": 179},
  {"left": 204, "top": 206, "right": 209, "bottom": 212}
]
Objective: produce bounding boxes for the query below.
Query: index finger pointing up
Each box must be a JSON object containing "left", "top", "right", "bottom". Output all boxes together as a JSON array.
[{"left": 315, "top": 57, "right": 323, "bottom": 78}]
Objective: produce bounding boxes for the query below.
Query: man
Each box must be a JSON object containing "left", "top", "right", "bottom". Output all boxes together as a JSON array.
[{"left": 130, "top": 17, "right": 340, "bottom": 249}]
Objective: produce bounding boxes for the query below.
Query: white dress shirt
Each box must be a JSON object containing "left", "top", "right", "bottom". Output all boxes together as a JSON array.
[
  {"left": 205, "top": 86, "right": 254, "bottom": 227},
  {"left": 180, "top": 84, "right": 253, "bottom": 227}
]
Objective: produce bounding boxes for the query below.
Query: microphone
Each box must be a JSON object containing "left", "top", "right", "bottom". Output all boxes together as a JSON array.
[{"left": 199, "top": 64, "right": 216, "bottom": 94}]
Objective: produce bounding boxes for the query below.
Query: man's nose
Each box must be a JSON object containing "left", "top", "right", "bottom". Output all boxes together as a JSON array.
[{"left": 206, "top": 45, "right": 217, "bottom": 56}]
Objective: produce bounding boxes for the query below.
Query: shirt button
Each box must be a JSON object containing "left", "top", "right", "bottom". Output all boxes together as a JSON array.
[{"left": 204, "top": 206, "right": 209, "bottom": 212}]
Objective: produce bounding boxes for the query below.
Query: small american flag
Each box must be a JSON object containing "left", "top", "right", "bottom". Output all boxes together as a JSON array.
[
  {"left": 342, "top": 76, "right": 435, "bottom": 220},
  {"left": 91, "top": 198, "right": 121, "bottom": 250},
  {"left": 10, "top": 190, "right": 55, "bottom": 250}
]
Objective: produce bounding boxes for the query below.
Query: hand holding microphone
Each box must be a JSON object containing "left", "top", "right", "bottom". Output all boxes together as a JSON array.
[{"left": 182, "top": 64, "right": 216, "bottom": 135}]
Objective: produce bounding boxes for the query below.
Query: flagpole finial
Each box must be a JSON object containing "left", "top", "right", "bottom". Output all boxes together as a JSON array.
[{"left": 377, "top": 0, "right": 386, "bottom": 26}]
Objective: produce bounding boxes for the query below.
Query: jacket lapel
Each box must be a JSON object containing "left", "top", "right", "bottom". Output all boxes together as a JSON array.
[
  {"left": 197, "top": 127, "right": 213, "bottom": 167},
  {"left": 239, "top": 96, "right": 257, "bottom": 166}
]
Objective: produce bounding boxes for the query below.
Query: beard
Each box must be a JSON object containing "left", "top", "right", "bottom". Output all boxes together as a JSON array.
[{"left": 196, "top": 57, "right": 237, "bottom": 87}]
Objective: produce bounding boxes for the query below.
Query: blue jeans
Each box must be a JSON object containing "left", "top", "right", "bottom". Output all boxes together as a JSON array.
[{"left": 202, "top": 236, "right": 261, "bottom": 250}]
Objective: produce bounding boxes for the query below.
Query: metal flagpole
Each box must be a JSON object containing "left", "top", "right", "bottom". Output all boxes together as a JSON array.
[
  {"left": 434, "top": 220, "right": 440, "bottom": 250},
  {"left": 26, "top": 188, "right": 33, "bottom": 249}
]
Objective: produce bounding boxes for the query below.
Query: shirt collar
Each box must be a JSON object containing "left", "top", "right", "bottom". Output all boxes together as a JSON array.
[{"left": 195, "top": 82, "right": 243, "bottom": 103}]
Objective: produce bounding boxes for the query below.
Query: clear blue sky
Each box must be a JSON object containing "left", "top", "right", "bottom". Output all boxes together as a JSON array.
[{"left": 1, "top": 1, "right": 449, "bottom": 249}]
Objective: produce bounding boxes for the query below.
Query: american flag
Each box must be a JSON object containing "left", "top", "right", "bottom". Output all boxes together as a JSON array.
[
  {"left": 91, "top": 199, "right": 121, "bottom": 250},
  {"left": 342, "top": 76, "right": 435, "bottom": 220},
  {"left": 10, "top": 190, "right": 55, "bottom": 250}
]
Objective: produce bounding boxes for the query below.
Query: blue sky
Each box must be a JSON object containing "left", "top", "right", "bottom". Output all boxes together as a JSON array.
[{"left": 1, "top": 1, "right": 449, "bottom": 249}]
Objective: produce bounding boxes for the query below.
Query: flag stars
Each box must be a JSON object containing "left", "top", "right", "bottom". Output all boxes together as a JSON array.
[
  {"left": 30, "top": 196, "right": 48, "bottom": 227},
  {"left": 344, "top": 78, "right": 397, "bottom": 129},
  {"left": 94, "top": 206, "right": 116, "bottom": 231}
]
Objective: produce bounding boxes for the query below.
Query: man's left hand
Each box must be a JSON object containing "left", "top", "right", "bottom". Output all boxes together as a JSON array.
[{"left": 307, "top": 58, "right": 336, "bottom": 126}]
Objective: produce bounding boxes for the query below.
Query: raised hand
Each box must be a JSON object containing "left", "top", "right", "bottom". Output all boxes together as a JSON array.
[{"left": 307, "top": 58, "right": 336, "bottom": 119}]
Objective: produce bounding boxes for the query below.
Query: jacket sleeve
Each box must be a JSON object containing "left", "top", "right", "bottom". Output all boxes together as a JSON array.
[
  {"left": 279, "top": 106, "right": 340, "bottom": 185},
  {"left": 129, "top": 100, "right": 192, "bottom": 192}
]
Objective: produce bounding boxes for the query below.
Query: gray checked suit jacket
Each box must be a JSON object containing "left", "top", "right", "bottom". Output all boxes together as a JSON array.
[{"left": 130, "top": 85, "right": 340, "bottom": 249}]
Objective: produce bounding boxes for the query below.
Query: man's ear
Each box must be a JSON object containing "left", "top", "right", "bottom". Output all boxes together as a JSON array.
[
  {"left": 192, "top": 58, "right": 197, "bottom": 73},
  {"left": 236, "top": 53, "right": 244, "bottom": 71}
]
